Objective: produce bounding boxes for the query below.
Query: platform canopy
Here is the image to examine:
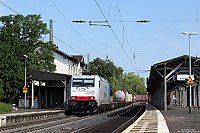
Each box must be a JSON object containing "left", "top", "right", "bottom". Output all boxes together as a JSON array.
[
  {"left": 147, "top": 55, "right": 200, "bottom": 94},
  {"left": 32, "top": 70, "right": 71, "bottom": 81}
]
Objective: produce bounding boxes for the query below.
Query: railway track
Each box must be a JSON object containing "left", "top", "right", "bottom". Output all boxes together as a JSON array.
[
  {"left": 38, "top": 104, "right": 136, "bottom": 133},
  {"left": 1, "top": 103, "right": 145, "bottom": 133},
  {"left": 72, "top": 105, "right": 146, "bottom": 133},
  {"left": 40, "top": 103, "right": 145, "bottom": 133}
]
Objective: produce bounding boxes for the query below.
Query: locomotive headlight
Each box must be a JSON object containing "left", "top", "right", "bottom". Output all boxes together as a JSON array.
[
  {"left": 89, "top": 96, "right": 95, "bottom": 100},
  {"left": 72, "top": 96, "right": 77, "bottom": 100}
]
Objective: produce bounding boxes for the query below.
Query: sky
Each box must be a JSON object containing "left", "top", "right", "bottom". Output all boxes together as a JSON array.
[{"left": 1, "top": 0, "right": 200, "bottom": 80}]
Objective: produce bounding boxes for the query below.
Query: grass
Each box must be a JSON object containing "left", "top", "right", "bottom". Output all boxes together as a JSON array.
[{"left": 0, "top": 102, "right": 13, "bottom": 113}]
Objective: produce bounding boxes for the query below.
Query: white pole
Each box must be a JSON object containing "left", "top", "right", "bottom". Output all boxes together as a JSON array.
[
  {"left": 24, "top": 55, "right": 26, "bottom": 110},
  {"left": 164, "top": 63, "right": 167, "bottom": 110},
  {"left": 32, "top": 81, "right": 34, "bottom": 108},
  {"left": 189, "top": 35, "right": 192, "bottom": 113},
  {"left": 182, "top": 31, "right": 198, "bottom": 114}
]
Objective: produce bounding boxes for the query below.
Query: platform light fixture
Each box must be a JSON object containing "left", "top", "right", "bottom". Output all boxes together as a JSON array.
[{"left": 181, "top": 31, "right": 198, "bottom": 114}]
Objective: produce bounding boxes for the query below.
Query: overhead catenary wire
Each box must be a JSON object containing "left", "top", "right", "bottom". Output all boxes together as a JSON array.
[
  {"left": 54, "top": 20, "right": 114, "bottom": 57},
  {"left": 107, "top": 0, "right": 114, "bottom": 19},
  {"left": 50, "top": 18, "right": 123, "bottom": 60},
  {"left": 94, "top": 0, "right": 136, "bottom": 73},
  {"left": 134, "top": 52, "right": 181, "bottom": 56},
  {"left": 76, "top": 19, "right": 195, "bottom": 23},
  {"left": 195, "top": 0, "right": 199, "bottom": 21},
  {"left": 115, "top": 0, "right": 133, "bottom": 52},
  {"left": 38, "top": 0, "right": 44, "bottom": 14},
  {"left": 1, "top": 0, "right": 90, "bottom": 59},
  {"left": 0, "top": 1, "right": 20, "bottom": 14},
  {"left": 107, "top": 19, "right": 195, "bottom": 23},
  {"left": 115, "top": 0, "right": 139, "bottom": 75},
  {"left": 108, "top": 51, "right": 183, "bottom": 57},
  {"left": 50, "top": 0, "right": 98, "bottom": 54},
  {"left": 44, "top": 1, "right": 82, "bottom": 55},
  {"left": 54, "top": 35, "right": 83, "bottom": 55},
  {"left": 67, "top": 18, "right": 199, "bottom": 24},
  {"left": 44, "top": 0, "right": 52, "bottom": 19}
]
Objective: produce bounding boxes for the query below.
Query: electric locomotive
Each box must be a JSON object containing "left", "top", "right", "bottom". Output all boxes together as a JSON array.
[{"left": 69, "top": 75, "right": 110, "bottom": 113}]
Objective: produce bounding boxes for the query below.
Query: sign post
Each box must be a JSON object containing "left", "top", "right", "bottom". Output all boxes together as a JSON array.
[
  {"left": 24, "top": 55, "right": 28, "bottom": 110},
  {"left": 23, "top": 85, "right": 27, "bottom": 109},
  {"left": 182, "top": 31, "right": 198, "bottom": 114}
]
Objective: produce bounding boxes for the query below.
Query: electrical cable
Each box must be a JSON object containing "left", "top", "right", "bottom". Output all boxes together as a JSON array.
[
  {"left": 115, "top": 0, "right": 139, "bottom": 75},
  {"left": 38, "top": 0, "right": 44, "bottom": 14},
  {"left": 108, "top": 19, "right": 196, "bottom": 23},
  {"left": 72, "top": 19, "right": 196, "bottom": 24},
  {"left": 0, "top": 1, "right": 20, "bottom": 14},
  {"left": 107, "top": 0, "right": 114, "bottom": 19},
  {"left": 50, "top": 0, "right": 98, "bottom": 53},
  {"left": 53, "top": 35, "right": 83, "bottom": 55},
  {"left": 94, "top": 0, "right": 136, "bottom": 73},
  {"left": 54, "top": 20, "right": 115, "bottom": 57},
  {"left": 195, "top": 0, "right": 199, "bottom": 21}
]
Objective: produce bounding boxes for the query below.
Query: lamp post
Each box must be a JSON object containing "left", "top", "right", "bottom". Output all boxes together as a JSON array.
[
  {"left": 181, "top": 31, "right": 198, "bottom": 114},
  {"left": 24, "top": 55, "right": 28, "bottom": 110}
]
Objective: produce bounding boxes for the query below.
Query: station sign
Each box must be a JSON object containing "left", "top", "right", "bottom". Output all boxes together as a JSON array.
[
  {"left": 23, "top": 85, "right": 27, "bottom": 93},
  {"left": 177, "top": 74, "right": 194, "bottom": 81}
]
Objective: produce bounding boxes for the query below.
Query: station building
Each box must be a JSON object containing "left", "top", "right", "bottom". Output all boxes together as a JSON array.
[
  {"left": 19, "top": 49, "right": 85, "bottom": 109},
  {"left": 147, "top": 55, "right": 200, "bottom": 110}
]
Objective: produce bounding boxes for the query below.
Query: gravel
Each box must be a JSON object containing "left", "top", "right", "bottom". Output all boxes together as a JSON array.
[{"left": 36, "top": 104, "right": 134, "bottom": 133}]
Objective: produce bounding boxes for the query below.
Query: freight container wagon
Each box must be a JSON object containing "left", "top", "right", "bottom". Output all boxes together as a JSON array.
[
  {"left": 114, "top": 90, "right": 128, "bottom": 102},
  {"left": 135, "top": 95, "right": 148, "bottom": 102}
]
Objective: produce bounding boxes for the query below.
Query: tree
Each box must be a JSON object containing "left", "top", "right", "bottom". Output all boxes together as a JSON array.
[
  {"left": 85, "top": 58, "right": 123, "bottom": 92},
  {"left": 0, "top": 79, "right": 3, "bottom": 100},
  {"left": 123, "top": 72, "right": 147, "bottom": 95},
  {"left": 0, "top": 14, "right": 56, "bottom": 103},
  {"left": 85, "top": 58, "right": 147, "bottom": 95}
]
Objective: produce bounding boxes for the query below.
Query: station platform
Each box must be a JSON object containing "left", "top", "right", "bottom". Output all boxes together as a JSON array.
[
  {"left": 123, "top": 104, "right": 169, "bottom": 133},
  {"left": 1, "top": 108, "right": 64, "bottom": 115},
  {"left": 161, "top": 105, "right": 200, "bottom": 133},
  {"left": 0, "top": 108, "right": 65, "bottom": 127},
  {"left": 123, "top": 104, "right": 200, "bottom": 133}
]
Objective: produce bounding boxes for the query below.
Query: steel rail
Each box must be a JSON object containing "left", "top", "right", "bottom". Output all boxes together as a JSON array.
[{"left": 71, "top": 105, "right": 141, "bottom": 133}]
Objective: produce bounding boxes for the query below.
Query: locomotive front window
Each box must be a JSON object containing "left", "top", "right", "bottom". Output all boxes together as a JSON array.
[
  {"left": 72, "top": 79, "right": 83, "bottom": 87},
  {"left": 72, "top": 78, "right": 94, "bottom": 87},
  {"left": 83, "top": 79, "right": 94, "bottom": 87}
]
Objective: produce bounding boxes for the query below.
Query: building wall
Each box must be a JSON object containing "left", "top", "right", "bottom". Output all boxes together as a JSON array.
[
  {"left": 68, "top": 59, "right": 78, "bottom": 75},
  {"left": 53, "top": 52, "right": 83, "bottom": 75},
  {"left": 77, "top": 62, "right": 83, "bottom": 75},
  {"left": 54, "top": 52, "right": 69, "bottom": 75}
]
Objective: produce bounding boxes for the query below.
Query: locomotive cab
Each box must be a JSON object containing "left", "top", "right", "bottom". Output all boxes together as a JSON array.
[{"left": 69, "top": 75, "right": 110, "bottom": 113}]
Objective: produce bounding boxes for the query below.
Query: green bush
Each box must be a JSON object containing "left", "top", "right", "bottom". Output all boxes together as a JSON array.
[{"left": 0, "top": 102, "right": 13, "bottom": 113}]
